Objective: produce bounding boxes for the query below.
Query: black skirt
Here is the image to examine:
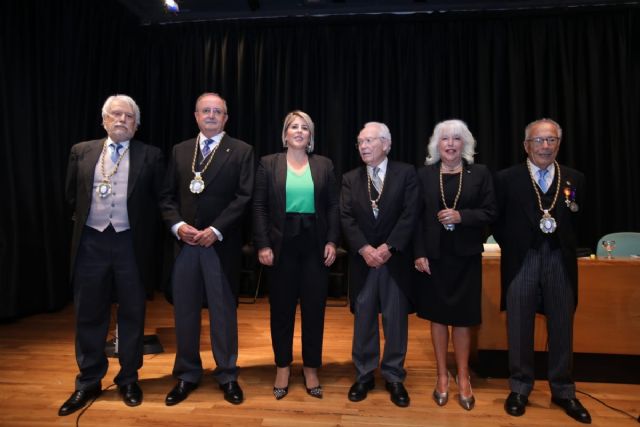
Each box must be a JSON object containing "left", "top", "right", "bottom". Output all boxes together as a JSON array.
[{"left": 415, "top": 234, "right": 482, "bottom": 326}]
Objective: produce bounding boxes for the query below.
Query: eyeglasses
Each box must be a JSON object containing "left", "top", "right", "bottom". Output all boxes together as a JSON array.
[
  {"left": 199, "top": 108, "right": 227, "bottom": 117},
  {"left": 355, "top": 137, "right": 382, "bottom": 149},
  {"left": 527, "top": 136, "right": 560, "bottom": 146}
]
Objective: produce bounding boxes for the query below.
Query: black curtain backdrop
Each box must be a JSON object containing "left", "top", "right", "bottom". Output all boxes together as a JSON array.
[{"left": 1, "top": 1, "right": 638, "bottom": 319}]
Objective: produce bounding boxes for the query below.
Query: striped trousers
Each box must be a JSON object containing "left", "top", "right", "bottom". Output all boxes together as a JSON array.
[{"left": 506, "top": 241, "right": 576, "bottom": 399}]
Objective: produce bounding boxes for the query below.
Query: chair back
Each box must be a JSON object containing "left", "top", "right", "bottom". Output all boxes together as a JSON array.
[{"left": 595, "top": 232, "right": 640, "bottom": 257}]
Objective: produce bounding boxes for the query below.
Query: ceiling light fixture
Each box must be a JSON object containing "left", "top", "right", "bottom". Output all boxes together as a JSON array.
[{"left": 164, "top": 0, "right": 179, "bottom": 13}]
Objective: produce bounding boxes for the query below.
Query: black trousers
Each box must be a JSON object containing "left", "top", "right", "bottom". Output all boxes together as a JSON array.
[
  {"left": 268, "top": 215, "right": 328, "bottom": 368},
  {"left": 73, "top": 225, "right": 145, "bottom": 390}
]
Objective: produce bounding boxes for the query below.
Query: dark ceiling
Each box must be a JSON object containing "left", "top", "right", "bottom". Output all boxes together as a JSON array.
[{"left": 116, "top": 0, "right": 631, "bottom": 25}]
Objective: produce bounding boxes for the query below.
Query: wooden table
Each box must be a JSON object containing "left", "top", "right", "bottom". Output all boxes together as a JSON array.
[{"left": 477, "top": 255, "right": 640, "bottom": 355}]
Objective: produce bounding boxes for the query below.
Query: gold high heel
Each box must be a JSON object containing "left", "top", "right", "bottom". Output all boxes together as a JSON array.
[
  {"left": 432, "top": 373, "right": 449, "bottom": 406},
  {"left": 456, "top": 375, "right": 475, "bottom": 411}
]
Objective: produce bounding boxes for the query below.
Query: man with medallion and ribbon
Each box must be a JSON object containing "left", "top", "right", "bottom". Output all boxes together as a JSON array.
[
  {"left": 160, "top": 92, "right": 254, "bottom": 406},
  {"left": 60, "top": 95, "right": 165, "bottom": 416},
  {"left": 494, "top": 118, "right": 590, "bottom": 424},
  {"left": 340, "top": 122, "right": 419, "bottom": 408}
]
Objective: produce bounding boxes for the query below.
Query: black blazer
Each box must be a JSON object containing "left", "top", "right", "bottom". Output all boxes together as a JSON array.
[
  {"left": 65, "top": 138, "right": 165, "bottom": 294},
  {"left": 414, "top": 162, "right": 497, "bottom": 259},
  {"left": 493, "top": 163, "right": 585, "bottom": 310},
  {"left": 252, "top": 152, "right": 340, "bottom": 262},
  {"left": 160, "top": 134, "right": 255, "bottom": 295},
  {"left": 340, "top": 160, "right": 419, "bottom": 311}
]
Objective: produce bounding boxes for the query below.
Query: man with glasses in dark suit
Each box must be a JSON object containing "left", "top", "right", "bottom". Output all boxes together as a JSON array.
[
  {"left": 340, "top": 122, "right": 419, "bottom": 408},
  {"left": 494, "top": 118, "right": 591, "bottom": 424}
]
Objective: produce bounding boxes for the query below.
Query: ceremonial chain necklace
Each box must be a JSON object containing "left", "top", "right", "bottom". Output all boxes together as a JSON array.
[
  {"left": 96, "top": 141, "right": 130, "bottom": 198},
  {"left": 441, "top": 162, "right": 462, "bottom": 173},
  {"left": 189, "top": 135, "right": 220, "bottom": 194},
  {"left": 439, "top": 164, "right": 463, "bottom": 231},
  {"left": 367, "top": 170, "right": 385, "bottom": 215},
  {"left": 527, "top": 160, "right": 561, "bottom": 234}
]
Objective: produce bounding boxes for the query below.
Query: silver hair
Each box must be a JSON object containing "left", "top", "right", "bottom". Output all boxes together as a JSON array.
[
  {"left": 361, "top": 121, "right": 392, "bottom": 154},
  {"left": 282, "top": 110, "right": 315, "bottom": 153},
  {"left": 524, "top": 118, "right": 563, "bottom": 140},
  {"left": 102, "top": 94, "right": 140, "bottom": 126},
  {"left": 194, "top": 92, "right": 228, "bottom": 114},
  {"left": 425, "top": 119, "right": 476, "bottom": 165}
]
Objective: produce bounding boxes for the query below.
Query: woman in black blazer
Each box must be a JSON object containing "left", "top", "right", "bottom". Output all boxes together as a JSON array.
[
  {"left": 414, "top": 119, "right": 497, "bottom": 411},
  {"left": 253, "top": 111, "right": 340, "bottom": 400}
]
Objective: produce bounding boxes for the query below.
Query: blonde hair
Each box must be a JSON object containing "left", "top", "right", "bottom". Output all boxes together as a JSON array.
[{"left": 282, "top": 110, "right": 315, "bottom": 153}]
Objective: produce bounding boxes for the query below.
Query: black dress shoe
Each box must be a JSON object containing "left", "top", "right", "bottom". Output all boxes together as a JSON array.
[
  {"left": 348, "top": 379, "right": 375, "bottom": 402},
  {"left": 119, "top": 382, "right": 143, "bottom": 407},
  {"left": 552, "top": 397, "right": 592, "bottom": 424},
  {"left": 219, "top": 381, "right": 244, "bottom": 405},
  {"left": 385, "top": 382, "right": 410, "bottom": 408},
  {"left": 165, "top": 380, "right": 198, "bottom": 406},
  {"left": 58, "top": 387, "right": 101, "bottom": 416},
  {"left": 504, "top": 391, "right": 528, "bottom": 417}
]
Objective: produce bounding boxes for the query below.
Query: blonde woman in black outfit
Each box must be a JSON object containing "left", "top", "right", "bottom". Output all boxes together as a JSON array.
[
  {"left": 414, "top": 119, "right": 497, "bottom": 410},
  {"left": 253, "top": 111, "right": 340, "bottom": 400}
]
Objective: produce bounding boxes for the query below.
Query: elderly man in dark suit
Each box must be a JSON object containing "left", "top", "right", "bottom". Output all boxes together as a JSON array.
[
  {"left": 340, "top": 121, "right": 419, "bottom": 408},
  {"left": 161, "top": 92, "right": 254, "bottom": 406},
  {"left": 494, "top": 118, "right": 591, "bottom": 424},
  {"left": 60, "top": 94, "right": 165, "bottom": 416}
]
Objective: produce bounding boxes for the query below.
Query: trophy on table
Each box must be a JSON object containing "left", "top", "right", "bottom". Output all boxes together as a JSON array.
[{"left": 601, "top": 240, "right": 616, "bottom": 259}]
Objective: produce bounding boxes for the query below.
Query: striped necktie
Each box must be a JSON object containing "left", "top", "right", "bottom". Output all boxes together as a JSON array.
[
  {"left": 202, "top": 139, "right": 213, "bottom": 158},
  {"left": 372, "top": 166, "right": 382, "bottom": 193}
]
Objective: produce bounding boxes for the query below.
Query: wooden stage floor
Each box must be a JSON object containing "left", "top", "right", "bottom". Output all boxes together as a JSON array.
[{"left": 1, "top": 294, "right": 638, "bottom": 426}]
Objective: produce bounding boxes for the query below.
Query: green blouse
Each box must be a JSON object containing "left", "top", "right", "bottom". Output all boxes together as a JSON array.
[{"left": 285, "top": 164, "right": 315, "bottom": 213}]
